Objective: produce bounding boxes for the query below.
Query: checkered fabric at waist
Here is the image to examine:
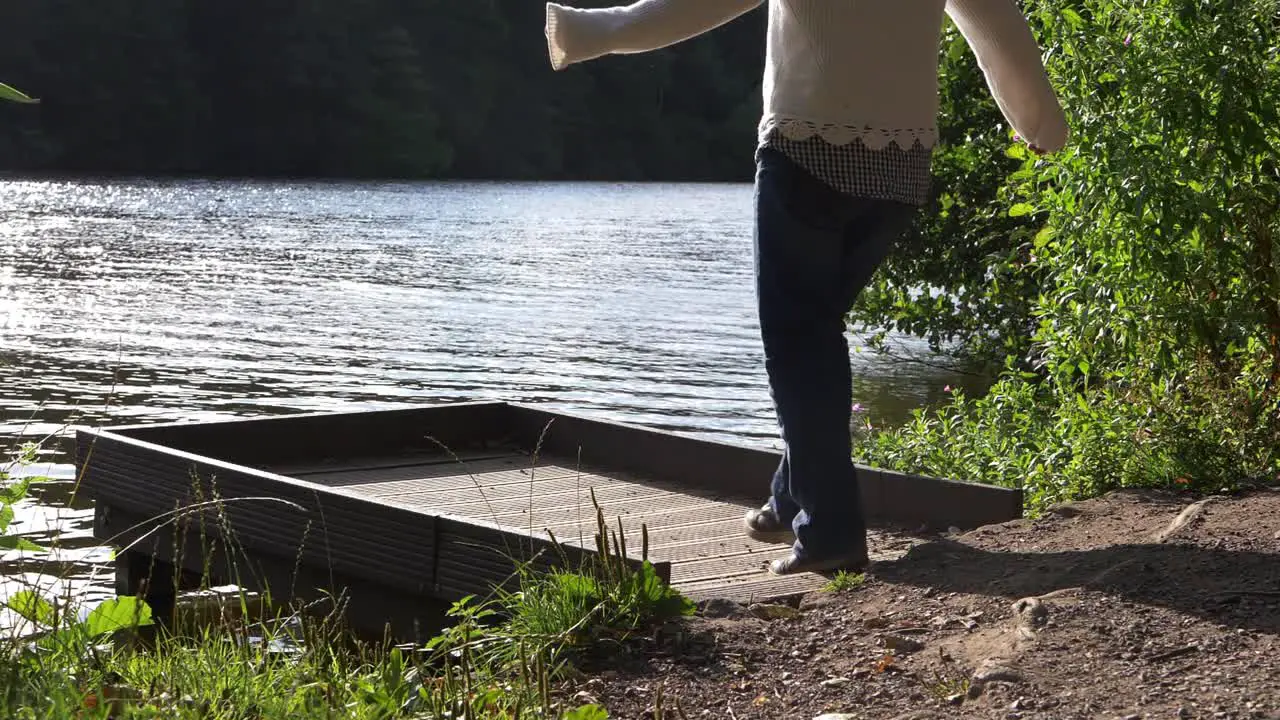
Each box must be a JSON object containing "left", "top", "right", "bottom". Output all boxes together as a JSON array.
[{"left": 761, "top": 129, "right": 933, "bottom": 207}]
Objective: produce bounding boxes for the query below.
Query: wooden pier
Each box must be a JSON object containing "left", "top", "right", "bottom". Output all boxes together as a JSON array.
[{"left": 75, "top": 401, "right": 1022, "bottom": 641}]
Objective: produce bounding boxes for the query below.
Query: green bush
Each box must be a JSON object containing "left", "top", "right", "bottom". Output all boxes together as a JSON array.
[
  {"left": 861, "top": 363, "right": 1279, "bottom": 513},
  {"left": 858, "top": 0, "right": 1280, "bottom": 511}
]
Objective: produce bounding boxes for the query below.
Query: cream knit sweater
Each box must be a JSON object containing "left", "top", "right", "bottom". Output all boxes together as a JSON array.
[{"left": 545, "top": 0, "right": 1069, "bottom": 153}]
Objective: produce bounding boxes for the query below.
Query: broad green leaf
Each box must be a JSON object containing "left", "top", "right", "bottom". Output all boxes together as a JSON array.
[
  {"left": 1008, "top": 203, "right": 1037, "bottom": 218},
  {"left": 84, "top": 596, "right": 154, "bottom": 637},
  {"left": 626, "top": 561, "right": 695, "bottom": 617},
  {"left": 1033, "top": 225, "right": 1057, "bottom": 250},
  {"left": 0, "top": 535, "right": 42, "bottom": 552},
  {"left": 554, "top": 572, "right": 599, "bottom": 600},
  {"left": 562, "top": 705, "right": 608, "bottom": 720},
  {"left": 0, "top": 82, "right": 38, "bottom": 104},
  {"left": 0, "top": 477, "right": 33, "bottom": 504},
  {"left": 6, "top": 589, "right": 57, "bottom": 626}
]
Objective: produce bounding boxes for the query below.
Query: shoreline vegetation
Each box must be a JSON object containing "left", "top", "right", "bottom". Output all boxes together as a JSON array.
[
  {"left": 848, "top": 0, "right": 1280, "bottom": 512},
  {"left": 2, "top": 444, "right": 697, "bottom": 719}
]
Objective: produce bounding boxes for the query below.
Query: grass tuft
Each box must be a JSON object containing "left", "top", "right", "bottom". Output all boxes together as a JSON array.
[
  {"left": 822, "top": 571, "right": 866, "bottom": 593},
  {"left": 919, "top": 649, "right": 972, "bottom": 705}
]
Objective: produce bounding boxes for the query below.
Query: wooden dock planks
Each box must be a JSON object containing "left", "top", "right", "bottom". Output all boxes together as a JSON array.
[
  {"left": 76, "top": 401, "right": 1018, "bottom": 637},
  {"left": 273, "top": 453, "right": 922, "bottom": 603}
]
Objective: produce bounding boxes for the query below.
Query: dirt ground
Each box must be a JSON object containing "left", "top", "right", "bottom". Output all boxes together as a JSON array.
[{"left": 566, "top": 488, "right": 1280, "bottom": 719}]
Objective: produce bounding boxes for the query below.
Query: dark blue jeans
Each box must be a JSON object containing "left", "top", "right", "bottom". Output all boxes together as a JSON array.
[{"left": 753, "top": 146, "right": 917, "bottom": 561}]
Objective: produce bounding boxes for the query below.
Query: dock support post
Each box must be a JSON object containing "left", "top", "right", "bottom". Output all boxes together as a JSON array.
[
  {"left": 101, "top": 504, "right": 206, "bottom": 622},
  {"left": 115, "top": 549, "right": 182, "bottom": 622}
]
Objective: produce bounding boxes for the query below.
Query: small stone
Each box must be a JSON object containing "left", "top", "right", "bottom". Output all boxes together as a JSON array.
[
  {"left": 813, "top": 715, "right": 859, "bottom": 720},
  {"left": 864, "top": 616, "right": 891, "bottom": 629},
  {"left": 973, "top": 663, "right": 1024, "bottom": 685},
  {"left": 1012, "top": 597, "right": 1050, "bottom": 637},
  {"left": 1046, "top": 503, "right": 1081, "bottom": 517},
  {"left": 1122, "top": 715, "right": 1139, "bottom": 720},
  {"left": 699, "top": 598, "right": 746, "bottom": 618},
  {"left": 781, "top": 671, "right": 793, "bottom": 681},
  {"left": 820, "top": 677, "right": 851, "bottom": 688},
  {"left": 946, "top": 693, "right": 965, "bottom": 705},
  {"left": 749, "top": 603, "right": 801, "bottom": 620},
  {"left": 881, "top": 634, "right": 925, "bottom": 653}
]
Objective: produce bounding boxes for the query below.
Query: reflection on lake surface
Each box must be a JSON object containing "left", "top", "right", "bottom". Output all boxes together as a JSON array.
[{"left": 0, "top": 177, "right": 982, "bottom": 625}]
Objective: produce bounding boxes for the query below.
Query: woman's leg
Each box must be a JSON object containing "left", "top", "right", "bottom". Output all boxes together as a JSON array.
[{"left": 750, "top": 147, "right": 915, "bottom": 573}]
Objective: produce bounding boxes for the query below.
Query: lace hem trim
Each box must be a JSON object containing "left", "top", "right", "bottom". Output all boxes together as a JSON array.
[
  {"left": 759, "top": 117, "right": 939, "bottom": 151},
  {"left": 546, "top": 4, "right": 569, "bottom": 71}
]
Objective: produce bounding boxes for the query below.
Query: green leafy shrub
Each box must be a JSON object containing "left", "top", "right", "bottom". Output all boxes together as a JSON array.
[{"left": 860, "top": 0, "right": 1280, "bottom": 511}]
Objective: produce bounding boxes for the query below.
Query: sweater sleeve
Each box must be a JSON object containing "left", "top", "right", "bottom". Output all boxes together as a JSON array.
[
  {"left": 546, "top": 0, "right": 763, "bottom": 71},
  {"left": 944, "top": 0, "right": 1069, "bottom": 151}
]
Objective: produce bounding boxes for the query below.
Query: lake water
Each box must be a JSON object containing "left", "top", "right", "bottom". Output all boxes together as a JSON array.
[{"left": 0, "top": 177, "right": 978, "bottom": 625}]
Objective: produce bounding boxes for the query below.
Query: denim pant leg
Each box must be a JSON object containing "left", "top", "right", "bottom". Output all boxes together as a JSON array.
[{"left": 753, "top": 147, "right": 916, "bottom": 559}]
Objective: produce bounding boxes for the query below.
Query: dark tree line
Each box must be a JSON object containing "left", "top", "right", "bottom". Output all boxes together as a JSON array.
[{"left": 0, "top": 0, "right": 766, "bottom": 181}]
